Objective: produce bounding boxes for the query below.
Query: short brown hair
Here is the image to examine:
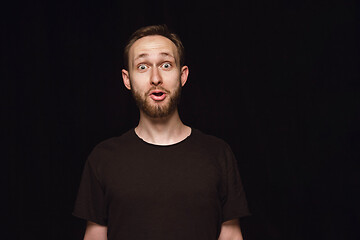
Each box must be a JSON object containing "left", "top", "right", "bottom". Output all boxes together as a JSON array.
[{"left": 123, "top": 24, "right": 185, "bottom": 70}]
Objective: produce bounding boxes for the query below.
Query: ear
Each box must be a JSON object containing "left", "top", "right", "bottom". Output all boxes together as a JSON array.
[
  {"left": 122, "top": 69, "right": 131, "bottom": 90},
  {"left": 180, "top": 66, "right": 189, "bottom": 87}
]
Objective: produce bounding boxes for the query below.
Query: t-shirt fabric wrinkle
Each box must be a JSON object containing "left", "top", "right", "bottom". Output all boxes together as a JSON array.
[{"left": 73, "top": 129, "right": 250, "bottom": 240}]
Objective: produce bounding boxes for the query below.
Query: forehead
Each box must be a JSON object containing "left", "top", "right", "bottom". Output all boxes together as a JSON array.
[{"left": 129, "top": 35, "right": 178, "bottom": 61}]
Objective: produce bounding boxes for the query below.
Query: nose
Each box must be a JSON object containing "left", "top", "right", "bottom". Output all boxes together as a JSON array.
[{"left": 150, "top": 67, "right": 162, "bottom": 86}]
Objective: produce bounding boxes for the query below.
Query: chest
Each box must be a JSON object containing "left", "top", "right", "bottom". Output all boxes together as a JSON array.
[{"left": 101, "top": 150, "right": 222, "bottom": 207}]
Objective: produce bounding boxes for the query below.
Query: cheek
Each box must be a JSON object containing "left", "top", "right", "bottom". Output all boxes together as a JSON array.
[
  {"left": 164, "top": 71, "right": 181, "bottom": 86},
  {"left": 130, "top": 72, "right": 149, "bottom": 88},
  {"left": 130, "top": 70, "right": 181, "bottom": 89}
]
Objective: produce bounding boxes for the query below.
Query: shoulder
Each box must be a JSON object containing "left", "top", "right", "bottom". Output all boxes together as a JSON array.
[
  {"left": 190, "top": 129, "right": 237, "bottom": 170},
  {"left": 86, "top": 129, "right": 136, "bottom": 166},
  {"left": 191, "top": 129, "right": 232, "bottom": 153},
  {"left": 93, "top": 129, "right": 136, "bottom": 151}
]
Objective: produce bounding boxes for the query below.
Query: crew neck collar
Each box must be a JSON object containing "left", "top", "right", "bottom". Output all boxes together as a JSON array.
[{"left": 132, "top": 128, "right": 193, "bottom": 147}]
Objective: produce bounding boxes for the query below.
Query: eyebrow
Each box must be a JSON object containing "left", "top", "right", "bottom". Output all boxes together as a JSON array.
[{"left": 134, "top": 52, "right": 175, "bottom": 61}]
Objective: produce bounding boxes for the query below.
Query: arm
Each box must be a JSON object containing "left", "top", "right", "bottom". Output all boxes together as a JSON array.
[
  {"left": 218, "top": 219, "right": 243, "bottom": 240},
  {"left": 83, "top": 221, "right": 108, "bottom": 240}
]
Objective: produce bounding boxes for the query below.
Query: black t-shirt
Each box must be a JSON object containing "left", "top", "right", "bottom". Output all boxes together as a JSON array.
[{"left": 73, "top": 128, "right": 250, "bottom": 240}]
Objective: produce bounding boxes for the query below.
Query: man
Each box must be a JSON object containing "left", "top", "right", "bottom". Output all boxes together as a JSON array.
[{"left": 73, "top": 24, "right": 250, "bottom": 240}]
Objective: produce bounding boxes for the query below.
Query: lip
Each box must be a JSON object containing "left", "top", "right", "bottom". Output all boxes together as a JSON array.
[{"left": 149, "top": 89, "right": 167, "bottom": 101}]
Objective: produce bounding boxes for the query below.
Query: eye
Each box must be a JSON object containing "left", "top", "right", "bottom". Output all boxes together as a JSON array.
[
  {"left": 137, "top": 64, "right": 148, "bottom": 71},
  {"left": 162, "top": 62, "right": 172, "bottom": 69}
]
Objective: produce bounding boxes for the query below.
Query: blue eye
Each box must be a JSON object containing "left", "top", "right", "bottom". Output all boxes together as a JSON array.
[
  {"left": 162, "top": 63, "right": 171, "bottom": 69},
  {"left": 138, "top": 64, "right": 148, "bottom": 70}
]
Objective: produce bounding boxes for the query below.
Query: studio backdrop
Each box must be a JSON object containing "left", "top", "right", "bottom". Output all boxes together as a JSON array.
[{"left": 4, "top": 0, "right": 359, "bottom": 239}]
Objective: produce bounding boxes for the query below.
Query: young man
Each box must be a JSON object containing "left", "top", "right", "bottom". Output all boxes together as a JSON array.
[{"left": 73, "top": 25, "right": 250, "bottom": 240}]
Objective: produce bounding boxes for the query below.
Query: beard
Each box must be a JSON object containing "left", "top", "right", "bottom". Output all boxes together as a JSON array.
[{"left": 131, "top": 82, "right": 182, "bottom": 119}]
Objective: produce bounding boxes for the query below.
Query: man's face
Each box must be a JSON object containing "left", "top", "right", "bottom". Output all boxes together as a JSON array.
[{"left": 122, "top": 35, "right": 189, "bottom": 118}]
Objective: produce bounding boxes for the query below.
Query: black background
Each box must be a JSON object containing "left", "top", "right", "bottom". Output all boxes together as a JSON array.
[{"left": 3, "top": 0, "right": 359, "bottom": 239}]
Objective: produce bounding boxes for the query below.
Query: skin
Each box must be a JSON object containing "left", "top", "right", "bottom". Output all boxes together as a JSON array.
[
  {"left": 122, "top": 35, "right": 191, "bottom": 145},
  {"left": 83, "top": 35, "right": 244, "bottom": 240}
]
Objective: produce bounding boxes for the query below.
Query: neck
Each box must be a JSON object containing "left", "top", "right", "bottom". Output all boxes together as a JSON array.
[{"left": 135, "top": 109, "right": 191, "bottom": 146}]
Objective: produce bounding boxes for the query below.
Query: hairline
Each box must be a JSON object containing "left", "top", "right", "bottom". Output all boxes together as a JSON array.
[
  {"left": 124, "top": 29, "right": 184, "bottom": 70},
  {"left": 130, "top": 37, "right": 179, "bottom": 68}
]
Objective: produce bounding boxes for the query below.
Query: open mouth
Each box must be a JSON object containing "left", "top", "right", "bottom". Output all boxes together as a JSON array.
[
  {"left": 152, "top": 92, "right": 164, "bottom": 97},
  {"left": 149, "top": 89, "right": 167, "bottom": 101}
]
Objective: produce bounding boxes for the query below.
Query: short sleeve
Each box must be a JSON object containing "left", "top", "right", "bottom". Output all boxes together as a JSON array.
[
  {"left": 73, "top": 154, "right": 108, "bottom": 226},
  {"left": 221, "top": 144, "right": 251, "bottom": 222}
]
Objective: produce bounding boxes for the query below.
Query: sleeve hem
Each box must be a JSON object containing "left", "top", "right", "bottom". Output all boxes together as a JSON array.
[
  {"left": 222, "top": 211, "right": 252, "bottom": 223},
  {"left": 72, "top": 212, "right": 108, "bottom": 226}
]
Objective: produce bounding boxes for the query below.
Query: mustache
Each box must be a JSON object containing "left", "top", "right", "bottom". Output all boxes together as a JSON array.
[{"left": 145, "top": 87, "right": 170, "bottom": 95}]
